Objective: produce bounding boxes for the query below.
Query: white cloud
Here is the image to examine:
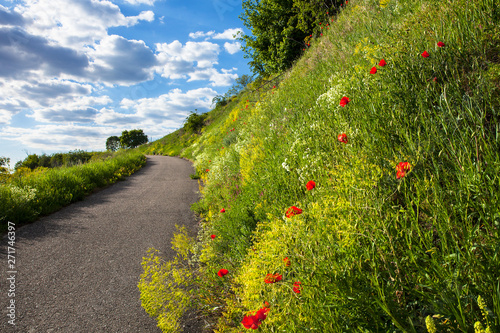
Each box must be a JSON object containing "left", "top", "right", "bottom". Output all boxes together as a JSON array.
[
  {"left": 156, "top": 40, "right": 220, "bottom": 68},
  {"left": 0, "top": 87, "right": 218, "bottom": 152},
  {"left": 122, "top": 0, "right": 157, "bottom": 5},
  {"left": 224, "top": 42, "right": 241, "bottom": 54},
  {"left": 0, "top": 124, "right": 113, "bottom": 151},
  {"left": 212, "top": 28, "right": 243, "bottom": 40},
  {"left": 121, "top": 87, "right": 217, "bottom": 119},
  {"left": 28, "top": 95, "right": 113, "bottom": 123},
  {"left": 16, "top": 0, "right": 154, "bottom": 49},
  {"left": 87, "top": 35, "right": 157, "bottom": 85},
  {"left": 155, "top": 40, "right": 237, "bottom": 85},
  {"left": 189, "top": 30, "right": 215, "bottom": 39},
  {"left": 0, "top": 77, "right": 97, "bottom": 122},
  {"left": 188, "top": 68, "right": 238, "bottom": 86},
  {"left": 94, "top": 107, "right": 143, "bottom": 126}
]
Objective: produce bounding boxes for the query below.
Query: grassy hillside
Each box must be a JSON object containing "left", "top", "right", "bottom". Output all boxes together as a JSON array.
[{"left": 139, "top": 0, "right": 500, "bottom": 331}]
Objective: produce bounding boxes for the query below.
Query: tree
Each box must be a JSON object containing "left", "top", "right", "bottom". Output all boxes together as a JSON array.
[
  {"left": 183, "top": 113, "right": 208, "bottom": 134},
  {"left": 225, "top": 74, "right": 254, "bottom": 97},
  {"left": 239, "top": 0, "right": 343, "bottom": 75},
  {"left": 63, "top": 150, "right": 92, "bottom": 166},
  {"left": 24, "top": 154, "right": 40, "bottom": 170},
  {"left": 38, "top": 154, "right": 51, "bottom": 168},
  {"left": 212, "top": 95, "right": 228, "bottom": 108},
  {"left": 50, "top": 153, "right": 64, "bottom": 168},
  {"left": 120, "top": 129, "right": 148, "bottom": 149},
  {"left": 106, "top": 136, "right": 121, "bottom": 151}
]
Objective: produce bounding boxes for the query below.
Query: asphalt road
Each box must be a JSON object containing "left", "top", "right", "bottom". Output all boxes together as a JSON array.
[{"left": 0, "top": 155, "right": 202, "bottom": 332}]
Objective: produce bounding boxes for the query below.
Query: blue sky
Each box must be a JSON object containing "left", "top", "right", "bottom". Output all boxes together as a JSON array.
[{"left": 0, "top": 0, "right": 250, "bottom": 166}]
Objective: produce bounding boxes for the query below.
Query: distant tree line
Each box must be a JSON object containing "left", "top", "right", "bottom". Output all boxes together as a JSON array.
[
  {"left": 106, "top": 129, "right": 148, "bottom": 151},
  {"left": 14, "top": 150, "right": 94, "bottom": 170}
]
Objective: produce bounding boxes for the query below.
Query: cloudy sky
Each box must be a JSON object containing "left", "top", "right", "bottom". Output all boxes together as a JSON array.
[{"left": 0, "top": 0, "right": 249, "bottom": 166}]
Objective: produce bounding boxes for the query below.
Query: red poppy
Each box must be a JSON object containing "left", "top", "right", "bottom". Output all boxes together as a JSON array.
[
  {"left": 255, "top": 307, "right": 269, "bottom": 321},
  {"left": 370, "top": 66, "right": 377, "bottom": 74},
  {"left": 206, "top": 169, "right": 209, "bottom": 172},
  {"left": 396, "top": 162, "right": 411, "bottom": 179},
  {"left": 241, "top": 307, "right": 269, "bottom": 330},
  {"left": 211, "top": 234, "right": 216, "bottom": 239},
  {"left": 264, "top": 273, "right": 283, "bottom": 284},
  {"left": 283, "top": 257, "right": 291, "bottom": 267},
  {"left": 379, "top": 59, "right": 386, "bottom": 66},
  {"left": 293, "top": 281, "right": 301, "bottom": 293},
  {"left": 421, "top": 50, "right": 430, "bottom": 58},
  {"left": 338, "top": 133, "right": 348, "bottom": 144},
  {"left": 218, "top": 269, "right": 229, "bottom": 277},
  {"left": 437, "top": 41, "right": 445, "bottom": 47},
  {"left": 306, "top": 180, "right": 316, "bottom": 191},
  {"left": 220, "top": 208, "right": 226, "bottom": 213},
  {"left": 241, "top": 315, "right": 259, "bottom": 329},
  {"left": 339, "top": 96, "right": 350, "bottom": 107},
  {"left": 285, "top": 206, "right": 302, "bottom": 218}
]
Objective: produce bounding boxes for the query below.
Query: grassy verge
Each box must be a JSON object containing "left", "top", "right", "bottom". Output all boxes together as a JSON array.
[
  {"left": 139, "top": 0, "right": 500, "bottom": 331},
  {"left": 0, "top": 150, "right": 146, "bottom": 232}
]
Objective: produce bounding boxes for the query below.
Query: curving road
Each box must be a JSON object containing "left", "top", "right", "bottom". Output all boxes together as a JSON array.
[{"left": 0, "top": 155, "right": 202, "bottom": 332}]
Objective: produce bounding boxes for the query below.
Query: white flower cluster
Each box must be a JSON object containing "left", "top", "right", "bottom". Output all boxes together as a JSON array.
[
  {"left": 8, "top": 185, "right": 37, "bottom": 205},
  {"left": 316, "top": 73, "right": 349, "bottom": 109},
  {"left": 282, "top": 159, "right": 290, "bottom": 172}
]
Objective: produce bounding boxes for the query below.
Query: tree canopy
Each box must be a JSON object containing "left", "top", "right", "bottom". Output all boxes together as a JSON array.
[
  {"left": 119, "top": 129, "right": 148, "bottom": 149},
  {"left": 239, "top": 0, "right": 344, "bottom": 75},
  {"left": 183, "top": 112, "right": 208, "bottom": 134},
  {"left": 106, "top": 136, "right": 121, "bottom": 152}
]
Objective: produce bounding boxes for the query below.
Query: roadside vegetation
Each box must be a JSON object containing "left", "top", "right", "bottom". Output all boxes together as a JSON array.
[
  {"left": 139, "top": 0, "right": 500, "bottom": 331},
  {"left": 0, "top": 150, "right": 146, "bottom": 233}
]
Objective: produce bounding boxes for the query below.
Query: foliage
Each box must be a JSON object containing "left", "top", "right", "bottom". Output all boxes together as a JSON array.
[
  {"left": 141, "top": 0, "right": 500, "bottom": 331},
  {"left": 239, "top": 0, "right": 343, "bottom": 74},
  {"left": 183, "top": 112, "right": 208, "bottom": 135},
  {"left": 213, "top": 75, "right": 254, "bottom": 108},
  {"left": 106, "top": 135, "right": 121, "bottom": 151},
  {"left": 14, "top": 150, "right": 96, "bottom": 171},
  {"left": 120, "top": 129, "right": 149, "bottom": 149},
  {"left": 138, "top": 227, "right": 196, "bottom": 333}
]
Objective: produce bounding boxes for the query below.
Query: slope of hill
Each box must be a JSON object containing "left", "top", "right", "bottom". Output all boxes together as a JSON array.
[{"left": 139, "top": 0, "right": 500, "bottom": 331}]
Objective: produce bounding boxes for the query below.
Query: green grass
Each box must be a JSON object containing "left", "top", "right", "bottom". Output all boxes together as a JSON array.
[
  {"left": 0, "top": 150, "right": 146, "bottom": 232},
  {"left": 139, "top": 0, "right": 500, "bottom": 331}
]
